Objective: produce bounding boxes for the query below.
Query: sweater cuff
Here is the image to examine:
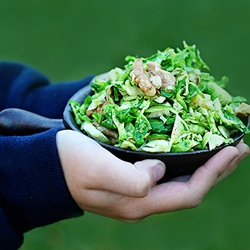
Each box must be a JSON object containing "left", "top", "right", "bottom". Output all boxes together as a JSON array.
[{"left": 0, "top": 127, "right": 83, "bottom": 234}]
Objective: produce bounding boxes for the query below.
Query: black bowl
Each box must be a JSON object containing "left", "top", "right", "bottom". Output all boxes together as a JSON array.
[{"left": 63, "top": 75, "right": 249, "bottom": 182}]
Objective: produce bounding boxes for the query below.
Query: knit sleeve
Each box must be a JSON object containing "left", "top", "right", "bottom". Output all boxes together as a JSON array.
[
  {"left": 0, "top": 61, "right": 93, "bottom": 118},
  {"left": 0, "top": 62, "right": 92, "bottom": 249},
  {"left": 0, "top": 127, "right": 83, "bottom": 250}
]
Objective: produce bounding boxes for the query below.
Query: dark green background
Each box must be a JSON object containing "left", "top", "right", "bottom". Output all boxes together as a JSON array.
[{"left": 1, "top": 0, "right": 250, "bottom": 249}]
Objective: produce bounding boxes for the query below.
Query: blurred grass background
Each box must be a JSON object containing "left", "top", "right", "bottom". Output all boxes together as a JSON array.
[{"left": 1, "top": 0, "right": 250, "bottom": 249}]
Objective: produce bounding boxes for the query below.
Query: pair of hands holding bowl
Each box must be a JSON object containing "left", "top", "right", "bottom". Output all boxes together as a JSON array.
[{"left": 57, "top": 130, "right": 250, "bottom": 222}]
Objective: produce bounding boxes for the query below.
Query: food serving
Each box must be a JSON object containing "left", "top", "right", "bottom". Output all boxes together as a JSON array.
[{"left": 70, "top": 42, "right": 250, "bottom": 153}]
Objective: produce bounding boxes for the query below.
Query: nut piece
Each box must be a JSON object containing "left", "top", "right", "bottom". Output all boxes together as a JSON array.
[
  {"left": 130, "top": 58, "right": 156, "bottom": 96},
  {"left": 130, "top": 58, "right": 176, "bottom": 96},
  {"left": 147, "top": 61, "right": 176, "bottom": 88}
]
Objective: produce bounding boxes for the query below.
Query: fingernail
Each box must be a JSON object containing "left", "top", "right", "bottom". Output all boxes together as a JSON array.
[{"left": 153, "top": 162, "right": 166, "bottom": 182}]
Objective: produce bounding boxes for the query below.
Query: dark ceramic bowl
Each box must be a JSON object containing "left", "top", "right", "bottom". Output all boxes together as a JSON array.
[{"left": 63, "top": 75, "right": 249, "bottom": 182}]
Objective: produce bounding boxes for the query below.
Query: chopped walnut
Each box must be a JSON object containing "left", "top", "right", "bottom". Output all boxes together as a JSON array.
[
  {"left": 130, "top": 58, "right": 175, "bottom": 96},
  {"left": 130, "top": 58, "right": 156, "bottom": 96},
  {"left": 147, "top": 61, "right": 176, "bottom": 88}
]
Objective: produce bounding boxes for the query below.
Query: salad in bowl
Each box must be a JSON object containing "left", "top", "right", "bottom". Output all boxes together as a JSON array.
[{"left": 70, "top": 42, "right": 250, "bottom": 154}]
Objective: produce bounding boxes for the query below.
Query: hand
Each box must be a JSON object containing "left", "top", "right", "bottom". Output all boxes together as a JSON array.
[{"left": 56, "top": 130, "right": 250, "bottom": 222}]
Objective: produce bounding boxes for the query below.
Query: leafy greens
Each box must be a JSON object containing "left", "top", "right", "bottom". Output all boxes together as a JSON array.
[{"left": 70, "top": 42, "right": 250, "bottom": 153}]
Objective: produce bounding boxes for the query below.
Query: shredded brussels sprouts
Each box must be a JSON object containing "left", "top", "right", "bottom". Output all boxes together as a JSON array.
[{"left": 70, "top": 42, "right": 250, "bottom": 152}]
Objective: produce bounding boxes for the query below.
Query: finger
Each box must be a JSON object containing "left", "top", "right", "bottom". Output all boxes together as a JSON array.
[
  {"left": 147, "top": 143, "right": 249, "bottom": 211},
  {"left": 169, "top": 141, "right": 250, "bottom": 185},
  {"left": 235, "top": 140, "right": 250, "bottom": 160},
  {"left": 187, "top": 146, "right": 239, "bottom": 195},
  {"left": 214, "top": 141, "right": 250, "bottom": 185}
]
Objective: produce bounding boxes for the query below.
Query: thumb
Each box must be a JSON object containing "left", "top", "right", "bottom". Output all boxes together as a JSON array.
[
  {"left": 134, "top": 159, "right": 166, "bottom": 185},
  {"left": 86, "top": 156, "right": 166, "bottom": 198},
  {"left": 58, "top": 129, "right": 166, "bottom": 198},
  {"left": 122, "top": 159, "right": 166, "bottom": 197}
]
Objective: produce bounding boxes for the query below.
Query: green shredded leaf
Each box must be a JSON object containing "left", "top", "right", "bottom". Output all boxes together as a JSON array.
[{"left": 71, "top": 41, "right": 249, "bottom": 153}]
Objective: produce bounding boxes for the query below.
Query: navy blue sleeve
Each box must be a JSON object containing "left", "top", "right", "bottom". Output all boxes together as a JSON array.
[
  {"left": 0, "top": 61, "right": 94, "bottom": 118},
  {"left": 0, "top": 62, "right": 93, "bottom": 249},
  {"left": 0, "top": 128, "right": 84, "bottom": 249}
]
